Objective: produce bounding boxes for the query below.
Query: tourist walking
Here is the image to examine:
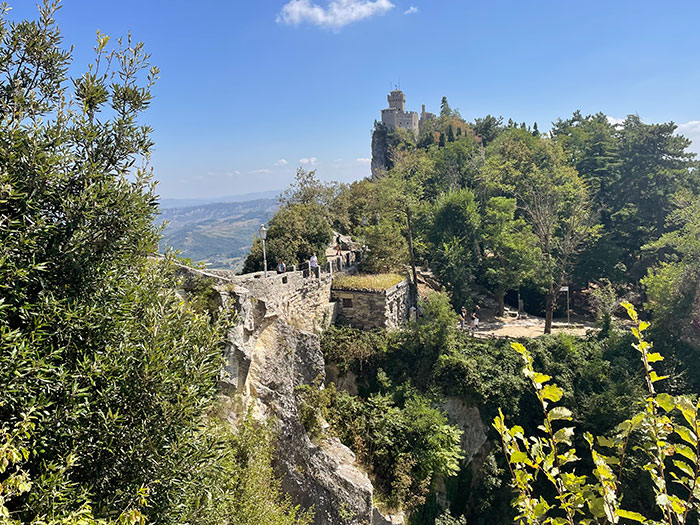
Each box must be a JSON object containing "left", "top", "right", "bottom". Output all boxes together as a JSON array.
[
  {"left": 469, "top": 309, "right": 479, "bottom": 336},
  {"left": 460, "top": 306, "right": 467, "bottom": 330},
  {"left": 335, "top": 235, "right": 342, "bottom": 257},
  {"left": 276, "top": 260, "right": 286, "bottom": 274}
]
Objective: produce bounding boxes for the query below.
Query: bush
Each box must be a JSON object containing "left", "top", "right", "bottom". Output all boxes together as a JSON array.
[{"left": 494, "top": 303, "right": 700, "bottom": 524}]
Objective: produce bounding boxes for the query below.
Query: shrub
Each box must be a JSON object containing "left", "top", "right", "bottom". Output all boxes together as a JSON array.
[{"left": 494, "top": 303, "right": 700, "bottom": 524}]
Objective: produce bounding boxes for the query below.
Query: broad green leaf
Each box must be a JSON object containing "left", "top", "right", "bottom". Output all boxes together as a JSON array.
[
  {"left": 597, "top": 436, "right": 616, "bottom": 448},
  {"left": 511, "top": 342, "right": 527, "bottom": 355},
  {"left": 549, "top": 406, "right": 573, "bottom": 421},
  {"left": 620, "top": 301, "right": 638, "bottom": 322},
  {"left": 616, "top": 509, "right": 647, "bottom": 521},
  {"left": 677, "top": 396, "right": 697, "bottom": 426},
  {"left": 553, "top": 427, "right": 574, "bottom": 445},
  {"left": 672, "top": 460, "right": 694, "bottom": 477},
  {"left": 510, "top": 451, "right": 528, "bottom": 463},
  {"left": 676, "top": 426, "right": 698, "bottom": 446},
  {"left": 541, "top": 384, "right": 563, "bottom": 403},
  {"left": 674, "top": 444, "right": 697, "bottom": 464},
  {"left": 650, "top": 371, "right": 669, "bottom": 383},
  {"left": 656, "top": 393, "right": 675, "bottom": 412},
  {"left": 533, "top": 372, "right": 551, "bottom": 385}
]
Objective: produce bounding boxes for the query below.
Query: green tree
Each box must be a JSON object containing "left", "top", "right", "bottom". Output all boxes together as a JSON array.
[
  {"left": 425, "top": 137, "right": 482, "bottom": 199},
  {"left": 494, "top": 304, "right": 700, "bottom": 525},
  {"left": 425, "top": 189, "right": 481, "bottom": 310},
  {"left": 474, "top": 115, "right": 503, "bottom": 147},
  {"left": 243, "top": 202, "right": 331, "bottom": 272},
  {"left": 553, "top": 111, "right": 698, "bottom": 283},
  {"left": 364, "top": 150, "right": 433, "bottom": 285},
  {"left": 482, "top": 130, "right": 595, "bottom": 333},
  {"left": 0, "top": 4, "right": 308, "bottom": 523},
  {"left": 642, "top": 193, "right": 700, "bottom": 345},
  {"left": 440, "top": 96, "right": 451, "bottom": 120},
  {"left": 243, "top": 167, "right": 334, "bottom": 272},
  {"left": 482, "top": 197, "right": 539, "bottom": 316},
  {"left": 172, "top": 415, "right": 313, "bottom": 525}
]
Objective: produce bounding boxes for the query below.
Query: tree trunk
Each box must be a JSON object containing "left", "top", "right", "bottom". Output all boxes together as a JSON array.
[
  {"left": 497, "top": 291, "right": 505, "bottom": 317},
  {"left": 406, "top": 208, "right": 418, "bottom": 294},
  {"left": 545, "top": 291, "right": 553, "bottom": 334}
]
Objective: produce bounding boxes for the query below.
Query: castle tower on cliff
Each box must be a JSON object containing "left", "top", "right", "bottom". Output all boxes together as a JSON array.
[{"left": 380, "top": 89, "right": 419, "bottom": 136}]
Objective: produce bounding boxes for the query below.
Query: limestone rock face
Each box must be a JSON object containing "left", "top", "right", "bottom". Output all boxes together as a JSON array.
[
  {"left": 372, "top": 509, "right": 406, "bottom": 525},
  {"left": 224, "top": 279, "right": 376, "bottom": 524},
  {"left": 179, "top": 265, "right": 400, "bottom": 525},
  {"left": 441, "top": 397, "right": 488, "bottom": 466},
  {"left": 244, "top": 316, "right": 374, "bottom": 524}
]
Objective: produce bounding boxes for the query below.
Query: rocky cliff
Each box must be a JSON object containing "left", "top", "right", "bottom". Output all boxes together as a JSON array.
[
  {"left": 179, "top": 266, "right": 378, "bottom": 524},
  {"left": 178, "top": 265, "right": 489, "bottom": 524}
]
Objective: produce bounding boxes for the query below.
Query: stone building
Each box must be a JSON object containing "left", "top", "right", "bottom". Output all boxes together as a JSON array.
[
  {"left": 419, "top": 104, "right": 437, "bottom": 130},
  {"left": 331, "top": 277, "right": 410, "bottom": 330},
  {"left": 380, "top": 89, "right": 419, "bottom": 136}
]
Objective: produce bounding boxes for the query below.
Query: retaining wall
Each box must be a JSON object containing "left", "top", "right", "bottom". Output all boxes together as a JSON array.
[{"left": 331, "top": 280, "right": 410, "bottom": 330}]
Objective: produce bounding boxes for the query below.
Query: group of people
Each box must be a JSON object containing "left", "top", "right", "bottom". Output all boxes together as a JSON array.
[
  {"left": 275, "top": 253, "right": 320, "bottom": 276},
  {"left": 275, "top": 236, "right": 343, "bottom": 278},
  {"left": 460, "top": 306, "right": 480, "bottom": 335}
]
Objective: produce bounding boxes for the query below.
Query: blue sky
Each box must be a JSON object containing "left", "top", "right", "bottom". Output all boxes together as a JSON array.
[{"left": 8, "top": 1, "right": 700, "bottom": 199}]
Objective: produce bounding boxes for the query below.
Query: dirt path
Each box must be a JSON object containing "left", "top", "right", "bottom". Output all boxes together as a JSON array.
[{"left": 470, "top": 314, "right": 597, "bottom": 339}]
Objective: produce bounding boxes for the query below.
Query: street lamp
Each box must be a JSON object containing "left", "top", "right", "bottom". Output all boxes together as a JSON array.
[{"left": 259, "top": 224, "right": 268, "bottom": 277}]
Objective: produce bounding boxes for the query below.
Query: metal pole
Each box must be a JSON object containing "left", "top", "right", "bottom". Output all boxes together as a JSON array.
[
  {"left": 567, "top": 289, "right": 570, "bottom": 326},
  {"left": 262, "top": 238, "right": 268, "bottom": 278}
]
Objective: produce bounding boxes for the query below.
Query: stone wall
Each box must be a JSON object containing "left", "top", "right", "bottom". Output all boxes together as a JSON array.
[{"left": 331, "top": 279, "right": 410, "bottom": 330}]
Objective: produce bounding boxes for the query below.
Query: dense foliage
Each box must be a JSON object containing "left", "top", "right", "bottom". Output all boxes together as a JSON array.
[
  {"left": 495, "top": 305, "right": 700, "bottom": 524},
  {"left": 320, "top": 293, "right": 674, "bottom": 524},
  {"left": 0, "top": 3, "right": 310, "bottom": 523}
]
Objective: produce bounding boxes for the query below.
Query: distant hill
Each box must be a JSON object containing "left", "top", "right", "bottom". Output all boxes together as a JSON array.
[
  {"left": 158, "top": 198, "right": 279, "bottom": 271},
  {"left": 158, "top": 190, "right": 282, "bottom": 209}
]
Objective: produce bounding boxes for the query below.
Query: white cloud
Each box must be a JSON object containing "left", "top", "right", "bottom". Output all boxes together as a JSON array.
[
  {"left": 676, "top": 120, "right": 700, "bottom": 155},
  {"left": 356, "top": 157, "right": 371, "bottom": 164},
  {"left": 275, "top": 159, "right": 288, "bottom": 166},
  {"left": 250, "top": 168, "right": 272, "bottom": 175},
  {"left": 404, "top": 5, "right": 418, "bottom": 14},
  {"left": 299, "top": 157, "right": 318, "bottom": 165},
  {"left": 277, "top": 0, "right": 395, "bottom": 30},
  {"left": 609, "top": 117, "right": 699, "bottom": 155},
  {"left": 607, "top": 116, "right": 625, "bottom": 127}
]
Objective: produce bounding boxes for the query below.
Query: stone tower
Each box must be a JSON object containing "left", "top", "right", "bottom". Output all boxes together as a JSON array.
[{"left": 387, "top": 90, "right": 406, "bottom": 112}]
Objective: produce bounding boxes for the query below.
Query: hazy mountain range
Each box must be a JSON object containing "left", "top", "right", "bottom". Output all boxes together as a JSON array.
[
  {"left": 158, "top": 197, "right": 279, "bottom": 271},
  {"left": 158, "top": 189, "right": 282, "bottom": 209}
]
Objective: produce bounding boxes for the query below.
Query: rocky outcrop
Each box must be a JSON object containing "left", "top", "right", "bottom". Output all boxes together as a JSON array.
[
  {"left": 441, "top": 397, "right": 488, "bottom": 466},
  {"left": 239, "top": 313, "right": 374, "bottom": 524},
  {"left": 175, "top": 265, "right": 379, "bottom": 524},
  {"left": 372, "top": 509, "right": 406, "bottom": 525}
]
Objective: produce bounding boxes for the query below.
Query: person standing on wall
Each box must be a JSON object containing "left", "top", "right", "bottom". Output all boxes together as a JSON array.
[{"left": 309, "top": 253, "right": 319, "bottom": 278}]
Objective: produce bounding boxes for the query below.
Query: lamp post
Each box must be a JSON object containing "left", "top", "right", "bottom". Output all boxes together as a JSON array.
[{"left": 259, "top": 224, "right": 268, "bottom": 277}]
